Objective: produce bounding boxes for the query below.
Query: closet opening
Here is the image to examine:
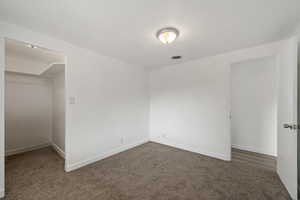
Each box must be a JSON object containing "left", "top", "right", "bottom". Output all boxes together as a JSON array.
[
  {"left": 230, "top": 56, "right": 278, "bottom": 171},
  {"left": 4, "top": 39, "right": 66, "bottom": 171}
]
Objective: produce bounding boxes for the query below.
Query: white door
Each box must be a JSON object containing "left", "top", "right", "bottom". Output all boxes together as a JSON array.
[{"left": 277, "top": 36, "right": 298, "bottom": 199}]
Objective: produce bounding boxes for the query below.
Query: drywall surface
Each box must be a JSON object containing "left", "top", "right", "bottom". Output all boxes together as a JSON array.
[
  {"left": 231, "top": 57, "right": 277, "bottom": 156},
  {"left": 150, "top": 41, "right": 282, "bottom": 161},
  {"left": 5, "top": 73, "right": 52, "bottom": 155},
  {"left": 66, "top": 52, "right": 149, "bottom": 170},
  {"left": 52, "top": 71, "right": 65, "bottom": 153},
  {"left": 0, "top": 37, "right": 4, "bottom": 198},
  {"left": 6, "top": 53, "right": 46, "bottom": 75},
  {"left": 5, "top": 39, "right": 64, "bottom": 75},
  {"left": 280, "top": 22, "right": 300, "bottom": 39},
  {"left": 0, "top": 22, "right": 149, "bottom": 178},
  {"left": 150, "top": 59, "right": 231, "bottom": 160}
]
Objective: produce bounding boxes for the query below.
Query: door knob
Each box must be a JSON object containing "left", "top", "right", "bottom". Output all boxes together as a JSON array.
[
  {"left": 284, "top": 124, "right": 293, "bottom": 129},
  {"left": 283, "top": 124, "right": 299, "bottom": 130}
]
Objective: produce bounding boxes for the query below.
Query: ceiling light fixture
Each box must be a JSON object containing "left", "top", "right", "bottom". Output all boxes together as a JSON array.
[
  {"left": 157, "top": 27, "right": 179, "bottom": 44},
  {"left": 27, "top": 44, "right": 37, "bottom": 49}
]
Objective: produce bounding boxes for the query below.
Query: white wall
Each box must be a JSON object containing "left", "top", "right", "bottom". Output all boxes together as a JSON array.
[
  {"left": 5, "top": 73, "right": 52, "bottom": 155},
  {"left": 150, "top": 41, "right": 282, "bottom": 161},
  {"left": 150, "top": 60, "right": 231, "bottom": 160},
  {"left": 6, "top": 54, "right": 47, "bottom": 75},
  {"left": 5, "top": 41, "right": 65, "bottom": 76},
  {"left": 281, "top": 22, "right": 300, "bottom": 39},
  {"left": 52, "top": 70, "right": 65, "bottom": 153},
  {"left": 231, "top": 57, "right": 277, "bottom": 156},
  {"left": 66, "top": 54, "right": 149, "bottom": 170},
  {"left": 0, "top": 22, "right": 150, "bottom": 194},
  {"left": 0, "top": 37, "right": 4, "bottom": 198}
]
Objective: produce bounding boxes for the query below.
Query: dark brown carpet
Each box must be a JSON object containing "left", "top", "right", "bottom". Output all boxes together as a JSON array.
[{"left": 3, "top": 142, "right": 290, "bottom": 200}]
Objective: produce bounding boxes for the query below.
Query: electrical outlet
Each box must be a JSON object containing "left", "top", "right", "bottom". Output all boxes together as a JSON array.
[
  {"left": 162, "top": 133, "right": 166, "bottom": 138},
  {"left": 120, "top": 138, "right": 124, "bottom": 144}
]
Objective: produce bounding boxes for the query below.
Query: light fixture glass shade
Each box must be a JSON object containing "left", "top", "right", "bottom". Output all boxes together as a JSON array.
[{"left": 157, "top": 27, "right": 179, "bottom": 44}]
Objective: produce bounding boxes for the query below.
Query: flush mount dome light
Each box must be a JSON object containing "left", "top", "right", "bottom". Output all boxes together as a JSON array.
[{"left": 157, "top": 27, "right": 179, "bottom": 44}]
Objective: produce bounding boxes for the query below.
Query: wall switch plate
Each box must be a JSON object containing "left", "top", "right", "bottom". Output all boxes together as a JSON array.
[{"left": 69, "top": 97, "right": 75, "bottom": 104}]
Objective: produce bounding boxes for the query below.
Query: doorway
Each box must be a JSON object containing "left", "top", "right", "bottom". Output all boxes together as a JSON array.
[
  {"left": 297, "top": 42, "right": 300, "bottom": 199},
  {"left": 230, "top": 56, "right": 278, "bottom": 171},
  {"left": 4, "top": 38, "right": 66, "bottom": 172}
]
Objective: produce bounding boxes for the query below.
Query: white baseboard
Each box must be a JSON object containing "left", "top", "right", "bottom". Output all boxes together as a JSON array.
[
  {"left": 151, "top": 138, "right": 231, "bottom": 161},
  {"left": 5, "top": 143, "right": 51, "bottom": 156},
  {"left": 0, "top": 188, "right": 4, "bottom": 199},
  {"left": 65, "top": 138, "right": 149, "bottom": 172},
  {"left": 231, "top": 144, "right": 277, "bottom": 157},
  {"left": 51, "top": 143, "right": 65, "bottom": 159}
]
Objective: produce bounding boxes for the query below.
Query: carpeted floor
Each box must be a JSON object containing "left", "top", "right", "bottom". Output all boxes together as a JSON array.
[{"left": 3, "top": 142, "right": 290, "bottom": 200}]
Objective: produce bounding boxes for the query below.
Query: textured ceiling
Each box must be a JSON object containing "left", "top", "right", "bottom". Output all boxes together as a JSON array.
[
  {"left": 0, "top": 0, "right": 299, "bottom": 69},
  {"left": 5, "top": 39, "right": 64, "bottom": 75}
]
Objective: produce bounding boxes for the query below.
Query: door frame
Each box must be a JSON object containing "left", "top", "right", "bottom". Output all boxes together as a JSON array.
[
  {"left": 229, "top": 55, "right": 279, "bottom": 157},
  {"left": 0, "top": 37, "right": 68, "bottom": 198}
]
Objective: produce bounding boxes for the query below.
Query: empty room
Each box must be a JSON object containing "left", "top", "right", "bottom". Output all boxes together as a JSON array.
[{"left": 0, "top": 1, "right": 300, "bottom": 200}]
